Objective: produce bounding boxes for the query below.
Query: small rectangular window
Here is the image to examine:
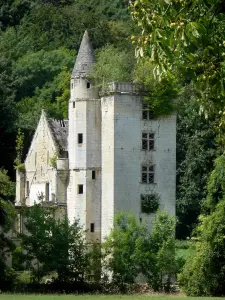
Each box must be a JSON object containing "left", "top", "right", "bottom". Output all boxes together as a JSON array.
[
  {"left": 26, "top": 181, "right": 29, "bottom": 196},
  {"left": 73, "top": 102, "right": 75, "bottom": 108},
  {"left": 142, "top": 132, "right": 155, "bottom": 151},
  {"left": 87, "top": 82, "right": 91, "bottom": 89},
  {"left": 45, "top": 183, "right": 49, "bottom": 201},
  {"left": 141, "top": 165, "right": 155, "bottom": 184},
  {"left": 92, "top": 170, "right": 96, "bottom": 180},
  {"left": 90, "top": 223, "right": 95, "bottom": 232},
  {"left": 78, "top": 184, "right": 83, "bottom": 194},
  {"left": 78, "top": 133, "right": 83, "bottom": 144},
  {"left": 142, "top": 102, "right": 155, "bottom": 120}
]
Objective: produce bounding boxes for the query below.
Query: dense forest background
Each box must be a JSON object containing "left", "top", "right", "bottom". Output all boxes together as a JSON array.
[{"left": 0, "top": 0, "right": 218, "bottom": 239}]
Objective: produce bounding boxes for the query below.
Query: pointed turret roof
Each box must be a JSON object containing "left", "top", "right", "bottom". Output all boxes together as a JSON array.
[{"left": 72, "top": 30, "right": 96, "bottom": 79}]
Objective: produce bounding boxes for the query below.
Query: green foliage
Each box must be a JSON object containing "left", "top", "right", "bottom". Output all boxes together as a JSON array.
[
  {"left": 49, "top": 153, "right": 58, "bottom": 169},
  {"left": 103, "top": 211, "right": 146, "bottom": 285},
  {"left": 14, "top": 128, "right": 25, "bottom": 170},
  {"left": 205, "top": 154, "right": 225, "bottom": 211},
  {"left": 179, "top": 153, "right": 225, "bottom": 295},
  {"left": 136, "top": 212, "right": 176, "bottom": 291},
  {"left": 179, "top": 199, "right": 225, "bottom": 296},
  {"left": 176, "top": 84, "right": 219, "bottom": 238},
  {"left": 130, "top": 0, "right": 225, "bottom": 118},
  {"left": 90, "top": 45, "right": 135, "bottom": 87},
  {"left": 133, "top": 58, "right": 180, "bottom": 117},
  {"left": 141, "top": 193, "right": 159, "bottom": 214},
  {"left": 103, "top": 211, "right": 176, "bottom": 292},
  {"left": 21, "top": 204, "right": 88, "bottom": 282},
  {"left": 12, "top": 246, "right": 25, "bottom": 271},
  {"left": 0, "top": 169, "right": 16, "bottom": 291}
]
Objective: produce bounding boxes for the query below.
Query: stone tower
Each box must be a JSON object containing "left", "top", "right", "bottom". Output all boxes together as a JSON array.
[{"left": 67, "top": 31, "right": 101, "bottom": 242}]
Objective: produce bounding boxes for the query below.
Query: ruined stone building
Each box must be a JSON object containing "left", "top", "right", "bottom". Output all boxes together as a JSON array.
[{"left": 16, "top": 31, "right": 176, "bottom": 242}]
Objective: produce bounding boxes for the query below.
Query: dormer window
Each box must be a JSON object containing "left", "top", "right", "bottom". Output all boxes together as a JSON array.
[{"left": 87, "top": 82, "right": 91, "bottom": 89}]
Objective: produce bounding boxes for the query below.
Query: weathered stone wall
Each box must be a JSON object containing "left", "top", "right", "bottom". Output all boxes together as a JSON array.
[
  {"left": 101, "top": 83, "right": 176, "bottom": 240},
  {"left": 23, "top": 112, "right": 66, "bottom": 206}
]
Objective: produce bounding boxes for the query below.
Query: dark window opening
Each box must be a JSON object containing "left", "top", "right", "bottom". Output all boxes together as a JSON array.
[
  {"left": 26, "top": 181, "right": 29, "bottom": 196},
  {"left": 45, "top": 183, "right": 50, "bottom": 201},
  {"left": 73, "top": 102, "right": 75, "bottom": 108},
  {"left": 78, "top": 184, "right": 83, "bottom": 194},
  {"left": 71, "top": 83, "right": 74, "bottom": 89},
  {"left": 139, "top": 217, "right": 142, "bottom": 223},
  {"left": 92, "top": 170, "right": 96, "bottom": 180},
  {"left": 87, "top": 82, "right": 91, "bottom": 89},
  {"left": 142, "top": 165, "right": 155, "bottom": 184},
  {"left": 142, "top": 102, "right": 155, "bottom": 120},
  {"left": 142, "top": 132, "right": 155, "bottom": 151},
  {"left": 90, "top": 223, "right": 95, "bottom": 232},
  {"left": 78, "top": 133, "right": 83, "bottom": 144}
]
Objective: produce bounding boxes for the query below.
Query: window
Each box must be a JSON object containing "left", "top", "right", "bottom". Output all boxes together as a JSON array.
[
  {"left": 92, "top": 170, "right": 96, "bottom": 180},
  {"left": 90, "top": 223, "right": 95, "bottom": 232},
  {"left": 78, "top": 133, "right": 83, "bottom": 144},
  {"left": 142, "top": 133, "right": 155, "bottom": 150},
  {"left": 26, "top": 181, "right": 29, "bottom": 196},
  {"left": 141, "top": 193, "right": 160, "bottom": 214},
  {"left": 78, "top": 184, "right": 83, "bottom": 194},
  {"left": 71, "top": 83, "right": 74, "bottom": 89},
  {"left": 45, "top": 183, "right": 50, "bottom": 201},
  {"left": 73, "top": 102, "right": 75, "bottom": 108},
  {"left": 142, "top": 102, "right": 154, "bottom": 120},
  {"left": 142, "top": 165, "right": 155, "bottom": 183},
  {"left": 87, "top": 82, "right": 91, "bottom": 89}
]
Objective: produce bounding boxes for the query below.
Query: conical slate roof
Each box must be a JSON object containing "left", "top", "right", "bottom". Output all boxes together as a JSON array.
[{"left": 71, "top": 30, "right": 96, "bottom": 78}]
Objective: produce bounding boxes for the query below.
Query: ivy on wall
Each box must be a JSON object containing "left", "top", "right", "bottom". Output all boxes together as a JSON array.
[{"left": 141, "top": 193, "right": 160, "bottom": 214}]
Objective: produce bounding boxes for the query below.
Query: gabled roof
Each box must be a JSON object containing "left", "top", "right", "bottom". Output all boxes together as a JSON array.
[
  {"left": 47, "top": 118, "right": 68, "bottom": 153},
  {"left": 71, "top": 30, "right": 96, "bottom": 79}
]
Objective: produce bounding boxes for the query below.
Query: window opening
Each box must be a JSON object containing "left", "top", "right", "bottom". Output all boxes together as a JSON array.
[
  {"left": 73, "top": 102, "right": 75, "bottom": 108},
  {"left": 142, "top": 133, "right": 155, "bottom": 150},
  {"left": 92, "top": 170, "right": 96, "bottom": 180},
  {"left": 78, "top": 184, "right": 83, "bottom": 194},
  {"left": 45, "top": 183, "right": 50, "bottom": 201},
  {"left": 141, "top": 193, "right": 160, "bottom": 214},
  {"left": 142, "top": 165, "right": 155, "bottom": 183},
  {"left": 26, "top": 181, "right": 29, "bottom": 196},
  {"left": 90, "top": 223, "right": 95, "bottom": 232},
  {"left": 78, "top": 133, "right": 83, "bottom": 144},
  {"left": 142, "top": 102, "right": 154, "bottom": 120},
  {"left": 87, "top": 82, "right": 91, "bottom": 89}
]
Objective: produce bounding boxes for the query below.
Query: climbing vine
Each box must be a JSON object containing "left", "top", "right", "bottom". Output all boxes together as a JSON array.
[{"left": 141, "top": 193, "right": 160, "bottom": 214}]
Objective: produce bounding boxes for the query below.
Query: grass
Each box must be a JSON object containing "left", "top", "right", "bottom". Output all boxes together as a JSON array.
[{"left": 1, "top": 296, "right": 225, "bottom": 300}]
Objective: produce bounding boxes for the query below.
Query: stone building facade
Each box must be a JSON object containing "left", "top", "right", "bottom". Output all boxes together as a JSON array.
[{"left": 16, "top": 31, "right": 176, "bottom": 242}]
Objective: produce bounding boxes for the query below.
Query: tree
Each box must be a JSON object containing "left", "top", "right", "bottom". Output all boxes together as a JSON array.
[
  {"left": 21, "top": 204, "right": 88, "bottom": 282},
  {"left": 103, "top": 211, "right": 176, "bottom": 291},
  {"left": 176, "top": 84, "right": 219, "bottom": 238},
  {"left": 90, "top": 45, "right": 135, "bottom": 87},
  {"left": 133, "top": 58, "right": 180, "bottom": 117},
  {"left": 103, "top": 211, "right": 146, "bottom": 286},
  {"left": 0, "top": 169, "right": 16, "bottom": 290},
  {"left": 134, "top": 212, "right": 176, "bottom": 291},
  {"left": 130, "top": 0, "right": 225, "bottom": 118},
  {"left": 179, "top": 153, "right": 225, "bottom": 296}
]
